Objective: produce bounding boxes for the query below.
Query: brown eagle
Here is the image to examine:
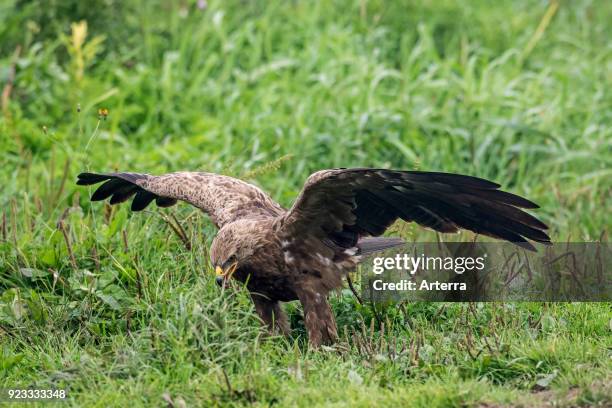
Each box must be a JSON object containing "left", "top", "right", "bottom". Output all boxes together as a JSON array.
[{"left": 77, "top": 169, "right": 550, "bottom": 346}]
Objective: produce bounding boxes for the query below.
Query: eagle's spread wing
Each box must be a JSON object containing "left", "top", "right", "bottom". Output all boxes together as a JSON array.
[
  {"left": 77, "top": 172, "right": 284, "bottom": 228},
  {"left": 276, "top": 168, "right": 550, "bottom": 258}
]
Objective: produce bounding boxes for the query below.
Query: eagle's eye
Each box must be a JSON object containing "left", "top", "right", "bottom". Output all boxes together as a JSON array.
[{"left": 223, "top": 254, "right": 238, "bottom": 268}]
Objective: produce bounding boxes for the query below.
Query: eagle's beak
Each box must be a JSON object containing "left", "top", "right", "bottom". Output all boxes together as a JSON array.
[
  {"left": 215, "top": 262, "right": 238, "bottom": 287},
  {"left": 215, "top": 266, "right": 224, "bottom": 277}
]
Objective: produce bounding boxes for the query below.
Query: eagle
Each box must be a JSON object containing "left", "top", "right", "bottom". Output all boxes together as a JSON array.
[{"left": 77, "top": 168, "right": 550, "bottom": 346}]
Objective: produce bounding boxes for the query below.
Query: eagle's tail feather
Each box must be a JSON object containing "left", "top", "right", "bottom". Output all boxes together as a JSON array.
[{"left": 357, "top": 236, "right": 405, "bottom": 255}]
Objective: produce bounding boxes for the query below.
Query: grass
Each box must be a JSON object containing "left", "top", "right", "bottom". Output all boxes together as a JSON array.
[{"left": 0, "top": 0, "right": 611, "bottom": 406}]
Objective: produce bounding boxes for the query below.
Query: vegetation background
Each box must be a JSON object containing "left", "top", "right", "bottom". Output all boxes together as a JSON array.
[{"left": 0, "top": 0, "right": 610, "bottom": 406}]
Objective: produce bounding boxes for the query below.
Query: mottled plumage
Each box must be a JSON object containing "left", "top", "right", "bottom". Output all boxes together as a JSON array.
[{"left": 77, "top": 168, "right": 550, "bottom": 346}]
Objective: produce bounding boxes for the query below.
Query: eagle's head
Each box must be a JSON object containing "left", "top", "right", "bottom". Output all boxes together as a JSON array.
[{"left": 210, "top": 219, "right": 268, "bottom": 286}]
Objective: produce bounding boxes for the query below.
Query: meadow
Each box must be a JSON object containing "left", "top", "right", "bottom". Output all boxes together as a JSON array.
[{"left": 0, "top": 0, "right": 610, "bottom": 406}]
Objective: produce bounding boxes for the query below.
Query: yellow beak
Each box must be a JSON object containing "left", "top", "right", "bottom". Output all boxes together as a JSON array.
[
  {"left": 215, "top": 266, "right": 224, "bottom": 276},
  {"left": 215, "top": 262, "right": 238, "bottom": 280}
]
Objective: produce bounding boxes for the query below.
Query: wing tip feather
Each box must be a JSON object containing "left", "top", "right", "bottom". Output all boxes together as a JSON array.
[{"left": 76, "top": 172, "right": 111, "bottom": 186}]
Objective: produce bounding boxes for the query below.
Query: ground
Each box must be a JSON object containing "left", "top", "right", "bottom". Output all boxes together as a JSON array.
[{"left": 0, "top": 0, "right": 610, "bottom": 406}]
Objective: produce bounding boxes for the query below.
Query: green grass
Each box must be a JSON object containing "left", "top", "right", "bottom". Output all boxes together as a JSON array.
[{"left": 0, "top": 0, "right": 610, "bottom": 406}]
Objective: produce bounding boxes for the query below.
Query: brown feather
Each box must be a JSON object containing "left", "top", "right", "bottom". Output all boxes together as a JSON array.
[{"left": 77, "top": 171, "right": 284, "bottom": 228}]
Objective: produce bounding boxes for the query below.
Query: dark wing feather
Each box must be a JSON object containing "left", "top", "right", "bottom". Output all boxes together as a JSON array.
[
  {"left": 131, "top": 190, "right": 156, "bottom": 211},
  {"left": 276, "top": 169, "right": 550, "bottom": 257},
  {"left": 77, "top": 171, "right": 284, "bottom": 228}
]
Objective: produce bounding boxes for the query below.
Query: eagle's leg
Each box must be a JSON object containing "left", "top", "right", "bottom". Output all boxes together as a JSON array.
[
  {"left": 296, "top": 287, "right": 338, "bottom": 347},
  {"left": 250, "top": 293, "right": 290, "bottom": 336}
]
